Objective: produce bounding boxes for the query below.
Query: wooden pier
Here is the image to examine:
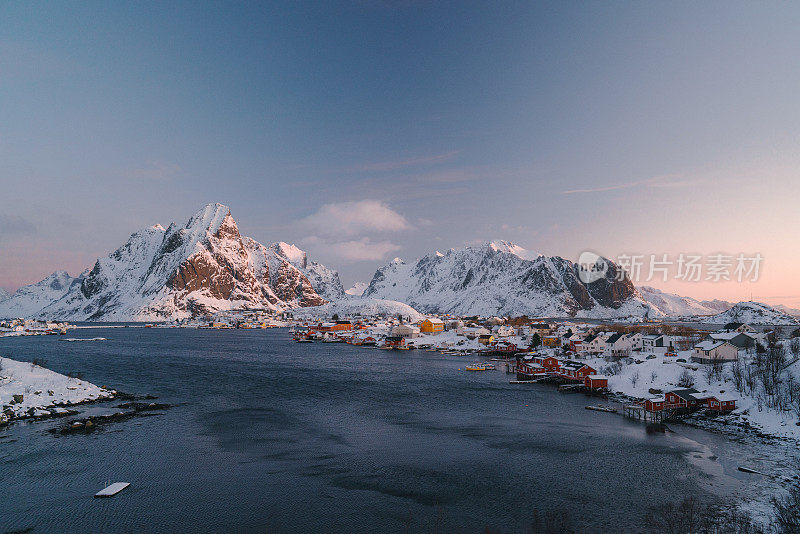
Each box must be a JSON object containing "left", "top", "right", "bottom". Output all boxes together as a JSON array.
[{"left": 622, "top": 405, "right": 677, "bottom": 423}]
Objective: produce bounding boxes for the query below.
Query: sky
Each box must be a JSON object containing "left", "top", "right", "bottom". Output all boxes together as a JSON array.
[{"left": 2, "top": 1, "right": 800, "bottom": 306}]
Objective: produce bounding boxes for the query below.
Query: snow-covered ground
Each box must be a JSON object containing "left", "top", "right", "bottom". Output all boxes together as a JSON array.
[
  {"left": 0, "top": 356, "right": 115, "bottom": 422},
  {"left": 575, "top": 348, "right": 800, "bottom": 440}
]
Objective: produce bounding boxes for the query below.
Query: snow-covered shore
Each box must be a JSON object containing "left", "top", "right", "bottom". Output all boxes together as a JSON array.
[
  {"left": 0, "top": 356, "right": 115, "bottom": 423},
  {"left": 579, "top": 348, "right": 800, "bottom": 441}
]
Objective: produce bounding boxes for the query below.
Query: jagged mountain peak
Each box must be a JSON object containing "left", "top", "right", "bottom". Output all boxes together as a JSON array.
[
  {"left": 484, "top": 240, "right": 539, "bottom": 260},
  {"left": 0, "top": 204, "right": 344, "bottom": 321},
  {"left": 362, "top": 242, "right": 655, "bottom": 318},
  {"left": 270, "top": 242, "right": 308, "bottom": 269}
]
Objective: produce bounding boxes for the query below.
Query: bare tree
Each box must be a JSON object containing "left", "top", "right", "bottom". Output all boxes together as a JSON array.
[
  {"left": 677, "top": 369, "right": 695, "bottom": 388},
  {"left": 630, "top": 370, "right": 639, "bottom": 388}
]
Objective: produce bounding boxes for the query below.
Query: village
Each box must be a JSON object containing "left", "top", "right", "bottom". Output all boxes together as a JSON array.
[
  {"left": 0, "top": 318, "right": 70, "bottom": 337},
  {"left": 287, "top": 313, "right": 800, "bottom": 437}
]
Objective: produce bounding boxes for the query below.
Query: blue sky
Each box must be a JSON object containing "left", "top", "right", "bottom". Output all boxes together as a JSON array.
[{"left": 2, "top": 2, "right": 800, "bottom": 304}]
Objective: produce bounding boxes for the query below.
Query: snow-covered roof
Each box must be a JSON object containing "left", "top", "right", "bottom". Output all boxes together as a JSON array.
[{"left": 694, "top": 340, "right": 726, "bottom": 350}]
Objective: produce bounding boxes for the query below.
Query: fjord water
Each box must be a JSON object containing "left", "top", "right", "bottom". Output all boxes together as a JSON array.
[{"left": 1, "top": 328, "right": 745, "bottom": 533}]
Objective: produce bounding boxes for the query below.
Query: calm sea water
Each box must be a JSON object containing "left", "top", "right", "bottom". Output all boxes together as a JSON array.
[{"left": 0, "top": 328, "right": 752, "bottom": 533}]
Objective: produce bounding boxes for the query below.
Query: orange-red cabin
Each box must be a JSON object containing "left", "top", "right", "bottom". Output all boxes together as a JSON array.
[
  {"left": 706, "top": 396, "right": 736, "bottom": 412},
  {"left": 644, "top": 398, "right": 665, "bottom": 412},
  {"left": 584, "top": 375, "right": 608, "bottom": 389}
]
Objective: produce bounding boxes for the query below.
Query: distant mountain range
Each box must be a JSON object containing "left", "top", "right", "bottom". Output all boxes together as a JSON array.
[
  {"left": 704, "top": 301, "right": 799, "bottom": 326},
  {"left": 637, "top": 286, "right": 733, "bottom": 317},
  {"left": 0, "top": 204, "right": 343, "bottom": 321},
  {"left": 361, "top": 241, "right": 655, "bottom": 318},
  {"left": 1, "top": 206, "right": 796, "bottom": 324}
]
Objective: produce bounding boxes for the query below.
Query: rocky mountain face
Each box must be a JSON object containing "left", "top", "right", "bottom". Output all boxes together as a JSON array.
[
  {"left": 0, "top": 288, "right": 10, "bottom": 302},
  {"left": 267, "top": 242, "right": 345, "bottom": 301},
  {"left": 361, "top": 241, "right": 657, "bottom": 318},
  {"left": 0, "top": 204, "right": 343, "bottom": 321}
]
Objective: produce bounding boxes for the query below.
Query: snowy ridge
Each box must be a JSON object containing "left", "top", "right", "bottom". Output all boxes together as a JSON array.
[
  {"left": 1, "top": 204, "right": 344, "bottom": 321},
  {"left": 362, "top": 241, "right": 658, "bottom": 318},
  {"left": 0, "top": 288, "right": 10, "bottom": 302},
  {"left": 345, "top": 282, "right": 368, "bottom": 297},
  {"left": 638, "top": 286, "right": 729, "bottom": 317},
  {"left": 0, "top": 271, "right": 76, "bottom": 318},
  {"left": 703, "top": 302, "right": 799, "bottom": 325}
]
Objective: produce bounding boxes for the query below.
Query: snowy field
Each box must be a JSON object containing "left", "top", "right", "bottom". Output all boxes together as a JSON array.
[{"left": 0, "top": 356, "right": 115, "bottom": 422}]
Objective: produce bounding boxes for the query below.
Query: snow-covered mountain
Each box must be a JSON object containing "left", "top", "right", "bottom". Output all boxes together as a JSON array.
[
  {"left": 775, "top": 304, "right": 800, "bottom": 318},
  {"left": 268, "top": 242, "right": 345, "bottom": 300},
  {"left": 704, "top": 302, "right": 799, "bottom": 326},
  {"left": 361, "top": 241, "right": 658, "bottom": 318},
  {"left": 0, "top": 204, "right": 343, "bottom": 321},
  {"left": 638, "top": 286, "right": 731, "bottom": 317},
  {"left": 345, "top": 282, "right": 368, "bottom": 297},
  {"left": 0, "top": 271, "right": 76, "bottom": 318},
  {"left": 0, "top": 288, "right": 10, "bottom": 302}
]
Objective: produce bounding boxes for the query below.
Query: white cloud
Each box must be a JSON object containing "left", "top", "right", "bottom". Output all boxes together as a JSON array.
[
  {"left": 301, "top": 236, "right": 400, "bottom": 263},
  {"left": 300, "top": 200, "right": 410, "bottom": 237}
]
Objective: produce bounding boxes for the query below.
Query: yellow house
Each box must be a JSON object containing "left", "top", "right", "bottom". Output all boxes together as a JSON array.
[
  {"left": 478, "top": 334, "right": 494, "bottom": 345},
  {"left": 542, "top": 335, "right": 561, "bottom": 348},
  {"left": 420, "top": 318, "right": 445, "bottom": 335}
]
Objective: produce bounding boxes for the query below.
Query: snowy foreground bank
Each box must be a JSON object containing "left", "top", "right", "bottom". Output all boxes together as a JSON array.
[{"left": 0, "top": 356, "right": 115, "bottom": 423}]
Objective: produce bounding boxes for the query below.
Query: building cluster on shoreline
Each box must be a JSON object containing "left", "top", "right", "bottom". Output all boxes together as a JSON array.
[{"left": 0, "top": 319, "right": 69, "bottom": 337}]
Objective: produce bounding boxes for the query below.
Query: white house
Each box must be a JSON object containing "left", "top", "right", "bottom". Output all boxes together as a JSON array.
[
  {"left": 582, "top": 333, "right": 607, "bottom": 355},
  {"left": 692, "top": 340, "right": 739, "bottom": 363},
  {"left": 392, "top": 324, "right": 420, "bottom": 338},
  {"left": 604, "top": 332, "right": 630, "bottom": 356},
  {"left": 457, "top": 326, "right": 491, "bottom": 339},
  {"left": 623, "top": 332, "right": 643, "bottom": 351},
  {"left": 496, "top": 325, "right": 516, "bottom": 338},
  {"left": 723, "top": 322, "right": 757, "bottom": 334}
]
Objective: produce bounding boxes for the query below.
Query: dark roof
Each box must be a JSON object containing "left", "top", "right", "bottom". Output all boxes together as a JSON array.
[
  {"left": 723, "top": 322, "right": 744, "bottom": 330},
  {"left": 605, "top": 333, "right": 623, "bottom": 344},
  {"left": 385, "top": 336, "right": 404, "bottom": 342},
  {"left": 561, "top": 360, "right": 588, "bottom": 369},
  {"left": 669, "top": 388, "right": 701, "bottom": 401},
  {"left": 583, "top": 333, "right": 597, "bottom": 343}
]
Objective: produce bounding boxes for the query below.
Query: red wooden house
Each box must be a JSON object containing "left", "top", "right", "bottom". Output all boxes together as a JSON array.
[
  {"left": 533, "top": 355, "right": 561, "bottom": 373},
  {"left": 383, "top": 336, "right": 407, "bottom": 349},
  {"left": 516, "top": 362, "right": 546, "bottom": 380},
  {"left": 584, "top": 375, "right": 609, "bottom": 389},
  {"left": 558, "top": 361, "right": 597, "bottom": 381},
  {"left": 705, "top": 396, "right": 736, "bottom": 412},
  {"left": 644, "top": 397, "right": 665, "bottom": 412},
  {"left": 664, "top": 388, "right": 704, "bottom": 410}
]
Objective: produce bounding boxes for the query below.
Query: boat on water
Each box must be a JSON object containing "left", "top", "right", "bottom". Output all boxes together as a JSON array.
[{"left": 465, "top": 364, "right": 488, "bottom": 371}]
